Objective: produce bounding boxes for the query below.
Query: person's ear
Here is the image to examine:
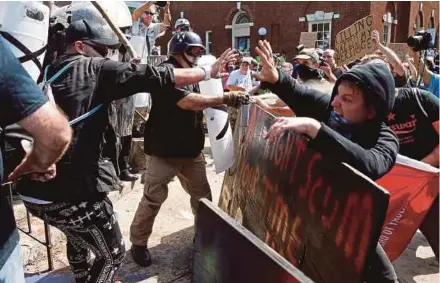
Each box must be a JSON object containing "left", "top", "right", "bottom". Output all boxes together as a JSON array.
[
  {"left": 366, "top": 106, "right": 376, "bottom": 120},
  {"left": 74, "top": 41, "right": 86, "bottom": 55}
]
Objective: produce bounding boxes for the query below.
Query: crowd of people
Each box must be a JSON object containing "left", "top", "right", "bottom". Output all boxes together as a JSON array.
[{"left": 0, "top": 1, "right": 438, "bottom": 283}]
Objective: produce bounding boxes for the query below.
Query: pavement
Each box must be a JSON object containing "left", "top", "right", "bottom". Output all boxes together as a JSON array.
[{"left": 13, "top": 137, "right": 439, "bottom": 283}]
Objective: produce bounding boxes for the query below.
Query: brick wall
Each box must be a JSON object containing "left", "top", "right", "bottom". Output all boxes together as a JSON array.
[{"left": 156, "top": 1, "right": 438, "bottom": 61}]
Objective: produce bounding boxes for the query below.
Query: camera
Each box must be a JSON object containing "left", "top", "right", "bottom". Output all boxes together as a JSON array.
[
  {"left": 319, "top": 60, "right": 328, "bottom": 68},
  {"left": 295, "top": 44, "right": 305, "bottom": 54},
  {"left": 155, "top": 1, "right": 168, "bottom": 7},
  {"left": 407, "top": 30, "right": 433, "bottom": 52}
]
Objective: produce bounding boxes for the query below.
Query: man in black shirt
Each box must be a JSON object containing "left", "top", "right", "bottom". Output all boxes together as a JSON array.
[
  {"left": 0, "top": 36, "right": 71, "bottom": 283},
  {"left": 129, "top": 31, "right": 250, "bottom": 267},
  {"left": 16, "top": 20, "right": 239, "bottom": 283},
  {"left": 387, "top": 87, "right": 439, "bottom": 259},
  {"left": 256, "top": 40, "right": 399, "bottom": 283},
  {"left": 360, "top": 56, "right": 440, "bottom": 259}
]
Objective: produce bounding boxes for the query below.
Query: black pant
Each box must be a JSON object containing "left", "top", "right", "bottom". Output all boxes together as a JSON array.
[
  {"left": 118, "top": 135, "right": 133, "bottom": 173},
  {"left": 419, "top": 195, "right": 439, "bottom": 259},
  {"left": 24, "top": 197, "right": 125, "bottom": 283},
  {"left": 364, "top": 244, "right": 398, "bottom": 283}
]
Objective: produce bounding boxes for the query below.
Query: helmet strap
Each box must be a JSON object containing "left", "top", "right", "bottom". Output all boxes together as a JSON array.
[{"left": 183, "top": 52, "right": 196, "bottom": 67}]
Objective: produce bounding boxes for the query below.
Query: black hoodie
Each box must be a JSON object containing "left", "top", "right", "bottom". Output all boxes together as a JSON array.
[{"left": 262, "top": 63, "right": 399, "bottom": 180}]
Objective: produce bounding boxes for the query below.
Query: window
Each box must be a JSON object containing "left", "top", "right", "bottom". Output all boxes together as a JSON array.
[
  {"left": 308, "top": 21, "right": 331, "bottom": 49},
  {"left": 231, "top": 11, "right": 252, "bottom": 54},
  {"left": 383, "top": 12, "right": 393, "bottom": 44},
  {"left": 206, "top": 31, "right": 212, "bottom": 54},
  {"left": 236, "top": 13, "right": 251, "bottom": 24},
  {"left": 416, "top": 11, "right": 424, "bottom": 31},
  {"left": 235, "top": 36, "right": 250, "bottom": 53},
  {"left": 429, "top": 17, "right": 435, "bottom": 29}
]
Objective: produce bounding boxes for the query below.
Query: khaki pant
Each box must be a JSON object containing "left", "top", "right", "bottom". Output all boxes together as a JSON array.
[{"left": 130, "top": 153, "right": 212, "bottom": 246}]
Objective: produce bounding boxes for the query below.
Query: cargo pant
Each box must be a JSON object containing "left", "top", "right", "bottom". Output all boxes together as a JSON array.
[{"left": 130, "top": 153, "right": 212, "bottom": 246}]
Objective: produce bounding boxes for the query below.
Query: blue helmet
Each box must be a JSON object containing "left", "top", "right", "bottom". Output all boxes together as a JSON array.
[{"left": 168, "top": 31, "right": 205, "bottom": 56}]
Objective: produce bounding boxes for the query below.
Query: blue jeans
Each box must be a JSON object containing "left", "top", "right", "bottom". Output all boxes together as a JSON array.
[{"left": 0, "top": 230, "right": 25, "bottom": 283}]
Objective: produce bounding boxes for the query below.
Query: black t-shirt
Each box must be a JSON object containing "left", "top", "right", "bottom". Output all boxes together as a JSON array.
[
  {"left": 144, "top": 57, "right": 205, "bottom": 158},
  {"left": 387, "top": 88, "right": 439, "bottom": 161},
  {"left": 0, "top": 36, "right": 48, "bottom": 254},
  {"left": 17, "top": 55, "right": 177, "bottom": 202}
]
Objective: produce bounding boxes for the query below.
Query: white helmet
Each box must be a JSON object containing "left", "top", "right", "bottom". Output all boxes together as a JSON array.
[{"left": 175, "top": 18, "right": 190, "bottom": 30}]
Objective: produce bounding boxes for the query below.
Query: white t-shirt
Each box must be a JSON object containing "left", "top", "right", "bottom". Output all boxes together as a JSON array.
[
  {"left": 226, "top": 69, "right": 253, "bottom": 91},
  {"left": 132, "top": 21, "right": 162, "bottom": 55}
]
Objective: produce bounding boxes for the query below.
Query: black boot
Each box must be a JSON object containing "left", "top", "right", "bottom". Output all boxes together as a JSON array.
[
  {"left": 119, "top": 170, "right": 139, "bottom": 182},
  {"left": 131, "top": 245, "right": 152, "bottom": 267}
]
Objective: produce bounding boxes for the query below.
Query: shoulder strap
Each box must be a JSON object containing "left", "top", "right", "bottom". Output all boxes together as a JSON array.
[
  {"left": 412, "top": 88, "right": 428, "bottom": 118},
  {"left": 43, "top": 60, "right": 103, "bottom": 126},
  {"left": 43, "top": 60, "right": 77, "bottom": 85},
  {"left": 69, "top": 104, "right": 103, "bottom": 126}
]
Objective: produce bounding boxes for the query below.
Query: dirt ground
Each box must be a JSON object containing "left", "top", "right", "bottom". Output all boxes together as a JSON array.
[{"left": 18, "top": 137, "right": 438, "bottom": 282}]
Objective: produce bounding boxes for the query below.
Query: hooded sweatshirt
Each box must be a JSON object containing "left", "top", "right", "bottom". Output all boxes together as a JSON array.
[{"left": 262, "top": 63, "right": 399, "bottom": 180}]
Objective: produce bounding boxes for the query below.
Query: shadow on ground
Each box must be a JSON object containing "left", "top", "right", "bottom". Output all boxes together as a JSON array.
[
  {"left": 116, "top": 226, "right": 194, "bottom": 283},
  {"left": 394, "top": 231, "right": 439, "bottom": 283}
]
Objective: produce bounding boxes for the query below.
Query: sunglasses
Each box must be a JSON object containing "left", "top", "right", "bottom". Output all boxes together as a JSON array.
[
  {"left": 83, "top": 41, "right": 109, "bottom": 57},
  {"left": 144, "top": 11, "right": 155, "bottom": 16}
]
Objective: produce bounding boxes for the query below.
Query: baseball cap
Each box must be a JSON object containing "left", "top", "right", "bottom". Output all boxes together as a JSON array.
[
  {"left": 66, "top": 19, "right": 121, "bottom": 49},
  {"left": 294, "top": 48, "right": 319, "bottom": 63},
  {"left": 241, "top": 57, "right": 252, "bottom": 64}
]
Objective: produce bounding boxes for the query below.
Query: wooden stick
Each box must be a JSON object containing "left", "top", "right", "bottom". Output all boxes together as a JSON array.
[{"left": 90, "top": 1, "right": 138, "bottom": 58}]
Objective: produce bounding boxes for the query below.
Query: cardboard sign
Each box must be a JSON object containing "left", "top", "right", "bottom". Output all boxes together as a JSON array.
[
  {"left": 387, "top": 43, "right": 409, "bottom": 62},
  {"left": 193, "top": 199, "right": 314, "bottom": 283},
  {"left": 335, "top": 15, "right": 374, "bottom": 65},
  {"left": 219, "top": 104, "right": 389, "bottom": 283},
  {"left": 377, "top": 156, "right": 439, "bottom": 261},
  {"left": 299, "top": 32, "right": 317, "bottom": 48}
]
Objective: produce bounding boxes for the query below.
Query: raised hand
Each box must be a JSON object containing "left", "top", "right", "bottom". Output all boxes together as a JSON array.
[
  {"left": 371, "top": 30, "right": 381, "bottom": 50},
  {"left": 254, "top": 40, "right": 279, "bottom": 84},
  {"left": 211, "top": 48, "right": 239, "bottom": 78}
]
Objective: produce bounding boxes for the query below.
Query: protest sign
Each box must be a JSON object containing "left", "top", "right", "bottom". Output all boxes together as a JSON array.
[
  {"left": 335, "top": 15, "right": 374, "bottom": 66},
  {"left": 299, "top": 32, "right": 317, "bottom": 48},
  {"left": 219, "top": 104, "right": 389, "bottom": 283},
  {"left": 387, "top": 43, "right": 409, "bottom": 62},
  {"left": 194, "top": 199, "right": 314, "bottom": 283}
]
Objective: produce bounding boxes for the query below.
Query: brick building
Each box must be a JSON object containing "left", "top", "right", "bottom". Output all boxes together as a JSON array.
[{"left": 155, "top": 1, "right": 439, "bottom": 60}]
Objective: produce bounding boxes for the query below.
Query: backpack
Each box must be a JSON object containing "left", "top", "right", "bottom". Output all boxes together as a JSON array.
[{"left": 1, "top": 61, "right": 103, "bottom": 184}]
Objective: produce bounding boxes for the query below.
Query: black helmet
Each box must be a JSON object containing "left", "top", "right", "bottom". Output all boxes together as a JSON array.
[{"left": 168, "top": 31, "right": 206, "bottom": 56}]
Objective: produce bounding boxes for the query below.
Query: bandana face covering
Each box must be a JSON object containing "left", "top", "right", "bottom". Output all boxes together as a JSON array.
[
  {"left": 296, "top": 64, "right": 321, "bottom": 81},
  {"left": 328, "top": 110, "right": 356, "bottom": 139}
]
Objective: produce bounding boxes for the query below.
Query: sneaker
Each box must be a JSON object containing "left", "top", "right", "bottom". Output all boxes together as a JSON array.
[{"left": 131, "top": 245, "right": 152, "bottom": 267}]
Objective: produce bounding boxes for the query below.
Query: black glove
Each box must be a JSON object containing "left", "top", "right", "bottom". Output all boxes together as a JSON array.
[{"left": 223, "top": 91, "right": 251, "bottom": 108}]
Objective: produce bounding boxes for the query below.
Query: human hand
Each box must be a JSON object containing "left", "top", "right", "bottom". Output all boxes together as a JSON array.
[
  {"left": 130, "top": 56, "right": 142, "bottom": 64},
  {"left": 211, "top": 48, "right": 239, "bottom": 78},
  {"left": 319, "top": 64, "right": 332, "bottom": 77},
  {"left": 28, "top": 164, "right": 57, "bottom": 182},
  {"left": 264, "top": 117, "right": 321, "bottom": 142},
  {"left": 254, "top": 40, "right": 279, "bottom": 84},
  {"left": 8, "top": 140, "right": 57, "bottom": 182},
  {"left": 371, "top": 30, "right": 381, "bottom": 50},
  {"left": 223, "top": 91, "right": 251, "bottom": 108}
]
